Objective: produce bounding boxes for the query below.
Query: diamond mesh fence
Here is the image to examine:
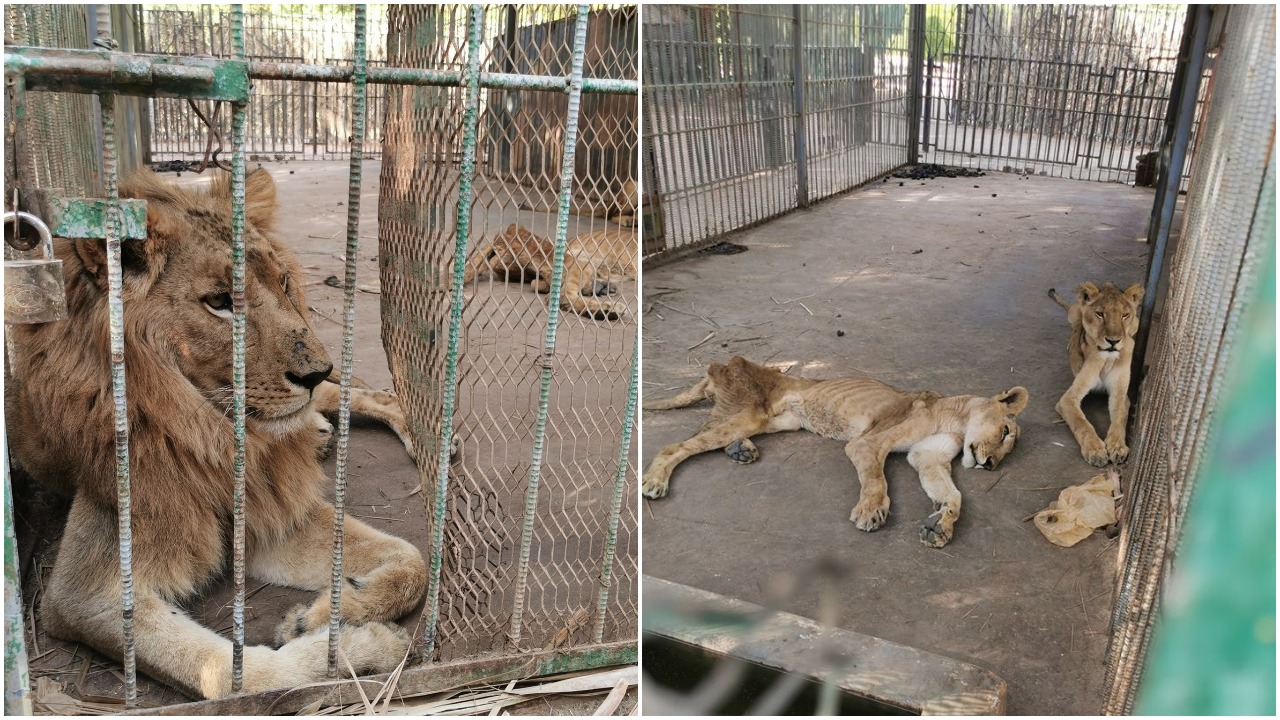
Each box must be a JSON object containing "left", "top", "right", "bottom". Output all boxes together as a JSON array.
[{"left": 378, "top": 4, "right": 638, "bottom": 662}]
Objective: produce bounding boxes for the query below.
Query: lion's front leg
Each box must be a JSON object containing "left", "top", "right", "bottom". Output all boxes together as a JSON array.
[
  {"left": 1104, "top": 375, "right": 1132, "bottom": 464},
  {"left": 1056, "top": 360, "right": 1108, "bottom": 466},
  {"left": 907, "top": 434, "right": 964, "bottom": 548},
  {"left": 248, "top": 504, "right": 427, "bottom": 644},
  {"left": 313, "top": 381, "right": 416, "bottom": 460}
]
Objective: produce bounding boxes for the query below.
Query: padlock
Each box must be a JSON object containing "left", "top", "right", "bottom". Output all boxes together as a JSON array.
[{"left": 4, "top": 211, "right": 68, "bottom": 324}]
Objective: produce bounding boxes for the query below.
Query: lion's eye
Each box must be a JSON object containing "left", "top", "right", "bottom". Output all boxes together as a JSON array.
[
  {"left": 1095, "top": 311, "right": 1104, "bottom": 318},
  {"left": 1002, "top": 426, "right": 1009, "bottom": 440},
  {"left": 203, "top": 292, "right": 233, "bottom": 318},
  {"left": 1122, "top": 313, "right": 1129, "bottom": 319}
]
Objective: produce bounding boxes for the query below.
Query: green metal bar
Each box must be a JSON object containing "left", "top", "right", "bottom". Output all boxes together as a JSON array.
[
  {"left": 3, "top": 48, "right": 637, "bottom": 100},
  {"left": 43, "top": 196, "right": 147, "bottom": 240},
  {"left": 594, "top": 327, "right": 639, "bottom": 643},
  {"left": 100, "top": 87, "right": 139, "bottom": 708},
  {"left": 227, "top": 5, "right": 249, "bottom": 694},
  {"left": 3, "top": 443, "right": 32, "bottom": 717},
  {"left": 422, "top": 2, "right": 484, "bottom": 661},
  {"left": 509, "top": 3, "right": 591, "bottom": 648},
  {"left": 327, "top": 3, "right": 368, "bottom": 678}
]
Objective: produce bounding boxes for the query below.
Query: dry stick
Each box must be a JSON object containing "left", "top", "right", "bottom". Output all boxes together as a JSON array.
[
  {"left": 1092, "top": 247, "right": 1126, "bottom": 268},
  {"left": 687, "top": 331, "right": 717, "bottom": 351},
  {"left": 984, "top": 472, "right": 1007, "bottom": 492},
  {"left": 797, "top": 301, "right": 813, "bottom": 316},
  {"left": 653, "top": 299, "right": 716, "bottom": 328},
  {"left": 961, "top": 604, "right": 979, "bottom": 620},
  {"left": 980, "top": 612, "right": 993, "bottom": 632}
]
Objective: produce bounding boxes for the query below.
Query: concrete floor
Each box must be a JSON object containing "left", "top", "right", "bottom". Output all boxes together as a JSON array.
[{"left": 640, "top": 171, "right": 1153, "bottom": 715}]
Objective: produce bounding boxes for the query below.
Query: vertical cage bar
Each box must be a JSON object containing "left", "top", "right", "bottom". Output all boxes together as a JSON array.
[
  {"left": 422, "top": 2, "right": 484, "bottom": 661},
  {"left": 99, "top": 88, "right": 138, "bottom": 707},
  {"left": 508, "top": 3, "right": 590, "bottom": 648},
  {"left": 327, "top": 3, "right": 368, "bottom": 677},
  {"left": 3, "top": 444, "right": 32, "bottom": 717},
  {"left": 228, "top": 4, "right": 249, "bottom": 694},
  {"left": 593, "top": 327, "right": 639, "bottom": 642},
  {"left": 791, "top": 5, "right": 808, "bottom": 209}
]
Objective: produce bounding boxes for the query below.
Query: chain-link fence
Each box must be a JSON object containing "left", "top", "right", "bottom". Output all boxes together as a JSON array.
[
  {"left": 378, "top": 3, "right": 638, "bottom": 664},
  {"left": 918, "top": 4, "right": 1198, "bottom": 185},
  {"left": 1104, "top": 4, "right": 1275, "bottom": 713},
  {"left": 642, "top": 4, "right": 913, "bottom": 259},
  {"left": 4, "top": 2, "right": 637, "bottom": 712}
]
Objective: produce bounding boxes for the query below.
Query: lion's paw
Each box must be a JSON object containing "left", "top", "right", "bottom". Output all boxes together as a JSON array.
[
  {"left": 274, "top": 602, "right": 316, "bottom": 647},
  {"left": 337, "top": 622, "right": 413, "bottom": 675},
  {"left": 641, "top": 472, "right": 669, "bottom": 499},
  {"left": 724, "top": 439, "right": 759, "bottom": 465},
  {"left": 1080, "top": 436, "right": 1110, "bottom": 467},
  {"left": 1105, "top": 435, "right": 1129, "bottom": 464},
  {"left": 314, "top": 414, "right": 335, "bottom": 461},
  {"left": 850, "top": 497, "right": 889, "bottom": 532},
  {"left": 919, "top": 510, "right": 953, "bottom": 548}
]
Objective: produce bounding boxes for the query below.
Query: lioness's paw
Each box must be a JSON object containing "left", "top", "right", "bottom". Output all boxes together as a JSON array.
[
  {"left": 641, "top": 472, "right": 669, "bottom": 499},
  {"left": 850, "top": 497, "right": 889, "bottom": 532},
  {"left": 1105, "top": 435, "right": 1129, "bottom": 464},
  {"left": 920, "top": 511, "right": 953, "bottom": 548},
  {"left": 1080, "top": 437, "right": 1109, "bottom": 467},
  {"left": 725, "top": 439, "right": 759, "bottom": 465},
  {"left": 314, "top": 415, "right": 336, "bottom": 461}
]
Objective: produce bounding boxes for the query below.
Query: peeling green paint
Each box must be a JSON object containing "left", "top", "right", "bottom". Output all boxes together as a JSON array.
[
  {"left": 46, "top": 197, "right": 147, "bottom": 240},
  {"left": 5, "top": 47, "right": 249, "bottom": 102}
]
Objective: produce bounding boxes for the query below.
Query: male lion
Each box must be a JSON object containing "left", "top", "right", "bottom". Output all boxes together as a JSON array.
[
  {"left": 5, "top": 169, "right": 427, "bottom": 699},
  {"left": 1048, "top": 281, "right": 1144, "bottom": 466},
  {"left": 519, "top": 178, "right": 638, "bottom": 227},
  {"left": 463, "top": 223, "right": 635, "bottom": 320},
  {"left": 642, "top": 356, "right": 1029, "bottom": 547}
]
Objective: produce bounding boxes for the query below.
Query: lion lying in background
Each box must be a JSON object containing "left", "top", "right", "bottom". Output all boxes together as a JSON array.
[
  {"left": 518, "top": 178, "right": 639, "bottom": 228},
  {"left": 1048, "top": 281, "right": 1144, "bottom": 466},
  {"left": 5, "top": 169, "right": 425, "bottom": 699},
  {"left": 463, "top": 223, "right": 635, "bottom": 321},
  {"left": 643, "top": 356, "right": 1029, "bottom": 548}
]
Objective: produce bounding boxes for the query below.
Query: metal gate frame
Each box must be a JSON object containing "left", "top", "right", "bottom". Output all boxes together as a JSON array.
[{"left": 2, "top": 3, "right": 637, "bottom": 714}]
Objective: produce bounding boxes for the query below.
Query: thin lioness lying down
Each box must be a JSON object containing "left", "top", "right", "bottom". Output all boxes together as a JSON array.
[
  {"left": 643, "top": 357, "right": 1029, "bottom": 547},
  {"left": 4, "top": 169, "right": 426, "bottom": 699},
  {"left": 463, "top": 223, "right": 635, "bottom": 320}
]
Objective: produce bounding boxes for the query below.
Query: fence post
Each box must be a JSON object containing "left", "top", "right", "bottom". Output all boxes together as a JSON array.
[
  {"left": 791, "top": 4, "right": 807, "bottom": 208},
  {"left": 1132, "top": 4, "right": 1210, "bottom": 400},
  {"left": 907, "top": 4, "right": 926, "bottom": 165}
]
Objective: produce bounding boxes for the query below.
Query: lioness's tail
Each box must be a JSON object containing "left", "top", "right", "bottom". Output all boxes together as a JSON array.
[
  {"left": 1047, "top": 288, "right": 1072, "bottom": 310},
  {"left": 643, "top": 377, "right": 711, "bottom": 411}
]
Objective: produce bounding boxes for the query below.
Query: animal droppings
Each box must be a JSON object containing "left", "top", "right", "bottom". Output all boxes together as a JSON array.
[
  {"left": 893, "top": 164, "right": 984, "bottom": 180},
  {"left": 837, "top": 330, "right": 846, "bottom": 337}
]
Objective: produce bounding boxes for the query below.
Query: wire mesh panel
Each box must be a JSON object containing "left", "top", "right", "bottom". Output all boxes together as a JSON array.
[
  {"left": 1103, "top": 4, "right": 1275, "bottom": 712},
  {"left": 918, "top": 4, "right": 1191, "bottom": 183},
  {"left": 802, "top": 5, "right": 911, "bottom": 202},
  {"left": 140, "top": 5, "right": 391, "bottom": 162},
  {"left": 643, "top": 4, "right": 913, "bottom": 260},
  {"left": 379, "top": 4, "right": 638, "bottom": 663}
]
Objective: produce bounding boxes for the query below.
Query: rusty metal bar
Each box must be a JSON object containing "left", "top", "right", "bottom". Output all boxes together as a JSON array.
[
  {"left": 326, "top": 2, "right": 368, "bottom": 678},
  {"left": 227, "top": 4, "right": 249, "bottom": 694},
  {"left": 508, "top": 3, "right": 591, "bottom": 649}
]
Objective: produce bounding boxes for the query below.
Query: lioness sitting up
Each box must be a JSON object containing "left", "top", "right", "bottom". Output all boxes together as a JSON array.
[
  {"left": 463, "top": 223, "right": 635, "bottom": 321},
  {"left": 1048, "top": 281, "right": 1144, "bottom": 466},
  {"left": 642, "top": 356, "right": 1029, "bottom": 547},
  {"left": 5, "top": 169, "right": 426, "bottom": 699}
]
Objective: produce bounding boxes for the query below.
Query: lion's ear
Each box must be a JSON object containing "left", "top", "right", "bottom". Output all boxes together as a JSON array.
[
  {"left": 994, "top": 386, "right": 1029, "bottom": 415},
  {"left": 1124, "top": 283, "right": 1145, "bottom": 305},
  {"left": 74, "top": 186, "right": 179, "bottom": 281},
  {"left": 1076, "top": 281, "right": 1099, "bottom": 304},
  {"left": 244, "top": 168, "right": 278, "bottom": 232}
]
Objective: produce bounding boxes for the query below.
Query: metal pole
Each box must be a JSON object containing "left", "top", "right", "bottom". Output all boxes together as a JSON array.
[
  {"left": 791, "top": 4, "right": 808, "bottom": 209},
  {"left": 907, "top": 5, "right": 926, "bottom": 164},
  {"left": 326, "top": 3, "right": 368, "bottom": 677},
  {"left": 593, "top": 327, "right": 639, "bottom": 642},
  {"left": 509, "top": 3, "right": 590, "bottom": 648},
  {"left": 3, "top": 443, "right": 32, "bottom": 717},
  {"left": 1132, "top": 4, "right": 1210, "bottom": 400},
  {"left": 227, "top": 4, "right": 249, "bottom": 694},
  {"left": 422, "top": 2, "right": 484, "bottom": 661}
]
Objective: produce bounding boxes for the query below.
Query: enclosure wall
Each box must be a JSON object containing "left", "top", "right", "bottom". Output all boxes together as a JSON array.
[{"left": 642, "top": 4, "right": 912, "bottom": 259}]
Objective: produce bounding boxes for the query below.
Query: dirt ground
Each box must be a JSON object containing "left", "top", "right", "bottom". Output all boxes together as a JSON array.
[
  {"left": 640, "top": 171, "right": 1153, "bottom": 715},
  {"left": 13, "top": 159, "right": 637, "bottom": 712}
]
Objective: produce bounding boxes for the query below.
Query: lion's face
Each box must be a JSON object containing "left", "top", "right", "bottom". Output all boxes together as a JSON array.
[
  {"left": 110, "top": 169, "right": 332, "bottom": 430},
  {"left": 961, "top": 387, "right": 1029, "bottom": 470},
  {"left": 1076, "top": 281, "right": 1144, "bottom": 358}
]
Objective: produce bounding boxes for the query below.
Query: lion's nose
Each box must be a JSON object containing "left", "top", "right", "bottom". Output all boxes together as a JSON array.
[
  {"left": 286, "top": 365, "right": 332, "bottom": 391},
  {"left": 982, "top": 457, "right": 994, "bottom": 470},
  {"left": 1105, "top": 337, "right": 1120, "bottom": 348}
]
